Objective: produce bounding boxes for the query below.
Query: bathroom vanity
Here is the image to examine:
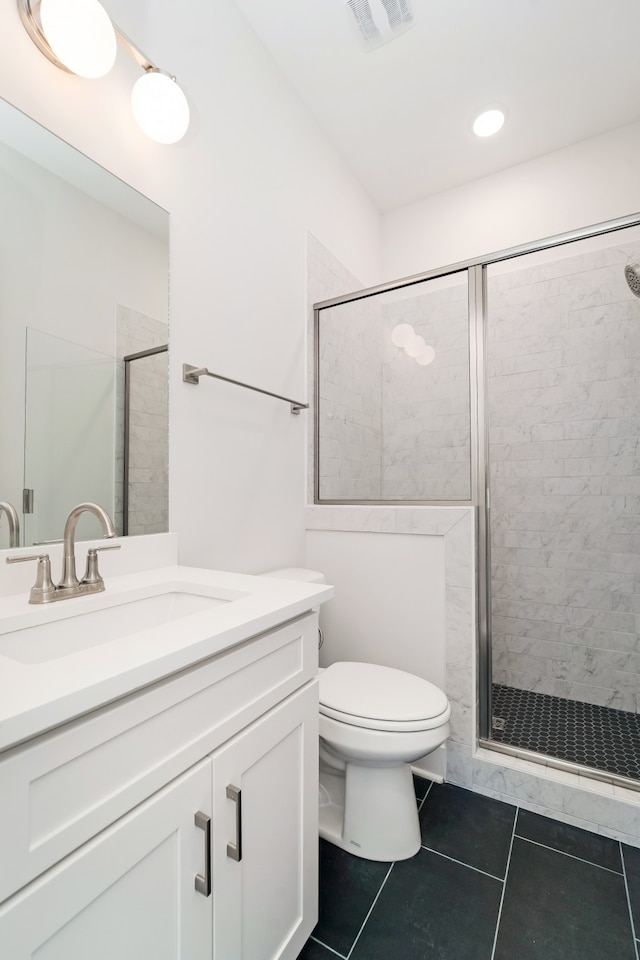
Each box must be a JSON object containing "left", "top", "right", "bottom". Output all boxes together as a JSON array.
[{"left": 0, "top": 565, "right": 332, "bottom": 959}]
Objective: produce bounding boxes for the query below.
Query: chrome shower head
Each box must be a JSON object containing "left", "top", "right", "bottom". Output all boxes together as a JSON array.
[{"left": 624, "top": 263, "right": 640, "bottom": 298}]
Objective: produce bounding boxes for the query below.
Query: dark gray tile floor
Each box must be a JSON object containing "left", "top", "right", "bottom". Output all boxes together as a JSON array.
[{"left": 298, "top": 778, "right": 640, "bottom": 960}]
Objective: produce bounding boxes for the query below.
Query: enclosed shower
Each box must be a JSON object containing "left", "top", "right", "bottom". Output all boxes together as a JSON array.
[{"left": 314, "top": 214, "right": 640, "bottom": 790}]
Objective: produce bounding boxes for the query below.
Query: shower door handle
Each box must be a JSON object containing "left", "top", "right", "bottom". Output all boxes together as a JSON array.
[{"left": 226, "top": 784, "right": 242, "bottom": 861}]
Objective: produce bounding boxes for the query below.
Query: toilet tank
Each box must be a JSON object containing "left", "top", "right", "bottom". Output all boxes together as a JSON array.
[{"left": 260, "top": 569, "right": 327, "bottom": 648}]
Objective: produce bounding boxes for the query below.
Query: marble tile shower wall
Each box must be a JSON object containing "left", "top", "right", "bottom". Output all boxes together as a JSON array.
[
  {"left": 314, "top": 259, "right": 471, "bottom": 502},
  {"left": 318, "top": 300, "right": 383, "bottom": 500},
  {"left": 488, "top": 243, "right": 640, "bottom": 711},
  {"left": 310, "top": 235, "right": 383, "bottom": 501},
  {"left": 381, "top": 284, "right": 471, "bottom": 500}
]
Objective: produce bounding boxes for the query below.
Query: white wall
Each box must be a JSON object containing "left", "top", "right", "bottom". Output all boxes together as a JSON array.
[
  {"left": 382, "top": 120, "right": 640, "bottom": 281},
  {"left": 148, "top": 0, "right": 382, "bottom": 573},
  {"left": 307, "top": 530, "right": 445, "bottom": 686},
  {"left": 0, "top": 0, "right": 381, "bottom": 572}
]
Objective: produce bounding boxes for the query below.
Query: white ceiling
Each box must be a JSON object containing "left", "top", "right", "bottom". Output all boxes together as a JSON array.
[{"left": 232, "top": 0, "right": 640, "bottom": 212}]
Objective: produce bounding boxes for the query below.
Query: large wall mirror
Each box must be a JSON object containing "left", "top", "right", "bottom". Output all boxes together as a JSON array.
[{"left": 0, "top": 98, "right": 169, "bottom": 548}]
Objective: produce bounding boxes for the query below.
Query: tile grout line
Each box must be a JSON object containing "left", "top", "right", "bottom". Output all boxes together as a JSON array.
[
  {"left": 489, "top": 806, "right": 519, "bottom": 960},
  {"left": 417, "top": 778, "right": 434, "bottom": 810},
  {"left": 308, "top": 934, "right": 349, "bottom": 959},
  {"left": 419, "top": 844, "right": 504, "bottom": 883},
  {"left": 346, "top": 860, "right": 396, "bottom": 960},
  {"left": 513, "top": 834, "right": 624, "bottom": 876},
  {"left": 620, "top": 842, "right": 640, "bottom": 960}
]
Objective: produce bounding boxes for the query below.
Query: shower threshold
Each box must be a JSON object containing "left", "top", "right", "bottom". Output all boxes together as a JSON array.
[{"left": 490, "top": 684, "right": 640, "bottom": 784}]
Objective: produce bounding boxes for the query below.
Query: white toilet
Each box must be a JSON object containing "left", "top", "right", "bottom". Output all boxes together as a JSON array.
[{"left": 261, "top": 568, "right": 451, "bottom": 862}]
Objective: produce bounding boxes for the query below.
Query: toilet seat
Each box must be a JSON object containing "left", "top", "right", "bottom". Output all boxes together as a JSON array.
[{"left": 319, "top": 662, "right": 451, "bottom": 733}]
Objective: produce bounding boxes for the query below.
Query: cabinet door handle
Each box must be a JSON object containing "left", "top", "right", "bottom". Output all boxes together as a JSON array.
[
  {"left": 194, "top": 811, "right": 212, "bottom": 896},
  {"left": 226, "top": 784, "right": 242, "bottom": 862}
]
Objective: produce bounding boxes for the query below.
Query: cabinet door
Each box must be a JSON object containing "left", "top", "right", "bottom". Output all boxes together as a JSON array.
[
  {"left": 0, "top": 759, "right": 213, "bottom": 960},
  {"left": 212, "top": 682, "right": 319, "bottom": 960}
]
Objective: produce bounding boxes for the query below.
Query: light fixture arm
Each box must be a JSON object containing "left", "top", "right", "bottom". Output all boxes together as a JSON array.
[{"left": 114, "top": 25, "right": 156, "bottom": 74}]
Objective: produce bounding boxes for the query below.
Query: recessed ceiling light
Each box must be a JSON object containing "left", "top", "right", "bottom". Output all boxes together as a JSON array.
[{"left": 473, "top": 109, "right": 505, "bottom": 138}]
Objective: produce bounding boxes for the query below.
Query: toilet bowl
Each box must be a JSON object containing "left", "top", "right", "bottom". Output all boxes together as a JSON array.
[
  {"left": 260, "top": 568, "right": 451, "bottom": 862},
  {"left": 318, "top": 660, "right": 450, "bottom": 860}
]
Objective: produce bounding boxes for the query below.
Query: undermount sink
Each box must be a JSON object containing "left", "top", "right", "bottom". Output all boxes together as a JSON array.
[{"left": 0, "top": 589, "right": 233, "bottom": 665}]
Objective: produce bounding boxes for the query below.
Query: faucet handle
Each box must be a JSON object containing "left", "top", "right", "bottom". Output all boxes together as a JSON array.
[
  {"left": 6, "top": 553, "right": 48, "bottom": 563},
  {"left": 81, "top": 544, "right": 122, "bottom": 586},
  {"left": 5, "top": 554, "right": 56, "bottom": 604}
]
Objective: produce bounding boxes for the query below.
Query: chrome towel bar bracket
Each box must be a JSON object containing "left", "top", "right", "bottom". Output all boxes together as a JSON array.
[{"left": 182, "top": 363, "right": 309, "bottom": 415}]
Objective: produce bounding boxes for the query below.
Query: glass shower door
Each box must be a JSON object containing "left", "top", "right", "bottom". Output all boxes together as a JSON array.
[{"left": 483, "top": 225, "right": 640, "bottom": 783}]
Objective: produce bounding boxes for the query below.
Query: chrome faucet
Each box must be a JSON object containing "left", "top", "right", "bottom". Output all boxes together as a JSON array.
[
  {"left": 6, "top": 502, "right": 121, "bottom": 603},
  {"left": 0, "top": 501, "right": 20, "bottom": 549}
]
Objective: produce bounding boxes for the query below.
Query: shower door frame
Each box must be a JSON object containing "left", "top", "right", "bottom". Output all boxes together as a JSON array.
[
  {"left": 122, "top": 343, "right": 168, "bottom": 537},
  {"left": 313, "top": 264, "right": 479, "bottom": 507},
  {"left": 474, "top": 213, "right": 640, "bottom": 793},
  {"left": 313, "top": 209, "right": 640, "bottom": 789}
]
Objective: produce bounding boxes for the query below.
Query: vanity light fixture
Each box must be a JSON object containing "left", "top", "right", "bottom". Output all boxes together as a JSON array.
[
  {"left": 39, "top": 0, "right": 116, "bottom": 78},
  {"left": 18, "top": 0, "right": 190, "bottom": 144},
  {"left": 472, "top": 108, "right": 505, "bottom": 138},
  {"left": 131, "top": 69, "right": 190, "bottom": 145}
]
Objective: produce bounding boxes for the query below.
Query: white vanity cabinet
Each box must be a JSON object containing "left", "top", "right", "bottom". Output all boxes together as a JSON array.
[
  {"left": 212, "top": 683, "right": 318, "bottom": 960},
  {"left": 0, "top": 610, "right": 320, "bottom": 960},
  {"left": 0, "top": 759, "right": 214, "bottom": 959}
]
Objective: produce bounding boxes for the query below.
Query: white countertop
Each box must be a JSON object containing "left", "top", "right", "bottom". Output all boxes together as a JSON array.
[{"left": 0, "top": 565, "right": 333, "bottom": 753}]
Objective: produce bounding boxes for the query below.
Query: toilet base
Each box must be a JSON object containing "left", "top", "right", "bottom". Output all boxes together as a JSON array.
[{"left": 319, "top": 762, "right": 421, "bottom": 862}]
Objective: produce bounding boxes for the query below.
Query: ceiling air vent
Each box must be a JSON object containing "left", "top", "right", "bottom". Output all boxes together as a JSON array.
[{"left": 341, "top": 0, "right": 414, "bottom": 50}]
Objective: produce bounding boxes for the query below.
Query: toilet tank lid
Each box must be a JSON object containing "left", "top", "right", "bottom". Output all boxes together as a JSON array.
[
  {"left": 260, "top": 568, "right": 326, "bottom": 583},
  {"left": 319, "top": 662, "right": 449, "bottom": 723}
]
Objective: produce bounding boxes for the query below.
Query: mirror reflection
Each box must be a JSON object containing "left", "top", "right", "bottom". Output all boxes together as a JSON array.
[{"left": 0, "top": 98, "right": 169, "bottom": 547}]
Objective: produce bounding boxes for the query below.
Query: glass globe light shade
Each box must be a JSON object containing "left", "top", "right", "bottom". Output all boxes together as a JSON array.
[
  {"left": 404, "top": 334, "right": 426, "bottom": 357},
  {"left": 131, "top": 70, "right": 190, "bottom": 145},
  {"left": 391, "top": 323, "right": 414, "bottom": 348},
  {"left": 40, "top": 0, "right": 117, "bottom": 79},
  {"left": 416, "top": 344, "right": 436, "bottom": 366},
  {"left": 472, "top": 109, "right": 505, "bottom": 138}
]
